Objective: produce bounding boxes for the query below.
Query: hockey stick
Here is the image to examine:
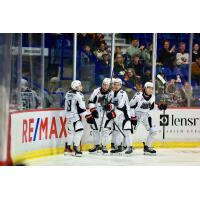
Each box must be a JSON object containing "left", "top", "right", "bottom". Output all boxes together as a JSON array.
[
  {"left": 112, "top": 119, "right": 125, "bottom": 137},
  {"left": 157, "top": 74, "right": 167, "bottom": 140}
]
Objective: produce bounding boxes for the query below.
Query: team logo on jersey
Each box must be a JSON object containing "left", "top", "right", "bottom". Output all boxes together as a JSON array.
[
  {"left": 160, "top": 115, "right": 169, "bottom": 126},
  {"left": 140, "top": 102, "right": 151, "bottom": 109}
]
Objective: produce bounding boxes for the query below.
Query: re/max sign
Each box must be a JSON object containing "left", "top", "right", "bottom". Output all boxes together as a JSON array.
[{"left": 22, "top": 116, "right": 67, "bottom": 143}]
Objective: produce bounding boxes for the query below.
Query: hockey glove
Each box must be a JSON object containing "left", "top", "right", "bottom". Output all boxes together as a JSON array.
[
  {"left": 90, "top": 108, "right": 99, "bottom": 118},
  {"left": 85, "top": 114, "right": 95, "bottom": 124},
  {"left": 158, "top": 102, "right": 168, "bottom": 110},
  {"left": 103, "top": 103, "right": 112, "bottom": 111},
  {"left": 131, "top": 116, "right": 137, "bottom": 126},
  {"left": 106, "top": 111, "right": 116, "bottom": 120}
]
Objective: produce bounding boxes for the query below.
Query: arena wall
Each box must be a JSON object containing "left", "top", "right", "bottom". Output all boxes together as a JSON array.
[{"left": 9, "top": 108, "right": 200, "bottom": 164}]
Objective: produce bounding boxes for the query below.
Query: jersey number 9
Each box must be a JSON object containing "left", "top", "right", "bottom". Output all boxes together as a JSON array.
[{"left": 67, "top": 100, "right": 72, "bottom": 111}]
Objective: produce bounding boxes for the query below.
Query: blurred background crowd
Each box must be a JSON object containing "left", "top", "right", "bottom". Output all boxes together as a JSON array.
[{"left": 9, "top": 33, "right": 200, "bottom": 111}]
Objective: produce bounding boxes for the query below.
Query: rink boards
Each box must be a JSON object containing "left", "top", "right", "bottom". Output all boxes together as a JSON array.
[{"left": 9, "top": 108, "right": 200, "bottom": 164}]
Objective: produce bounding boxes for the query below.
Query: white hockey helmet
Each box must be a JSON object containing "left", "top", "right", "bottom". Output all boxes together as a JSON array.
[
  {"left": 144, "top": 82, "right": 153, "bottom": 88},
  {"left": 71, "top": 80, "right": 82, "bottom": 90},
  {"left": 102, "top": 78, "right": 111, "bottom": 85},
  {"left": 21, "top": 78, "right": 28, "bottom": 89},
  {"left": 113, "top": 78, "right": 122, "bottom": 85}
]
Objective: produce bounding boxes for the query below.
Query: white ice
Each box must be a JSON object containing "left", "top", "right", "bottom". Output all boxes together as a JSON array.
[{"left": 24, "top": 148, "right": 200, "bottom": 166}]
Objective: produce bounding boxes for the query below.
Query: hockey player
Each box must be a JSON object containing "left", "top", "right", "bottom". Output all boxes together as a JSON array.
[
  {"left": 20, "top": 78, "right": 40, "bottom": 110},
  {"left": 129, "top": 82, "right": 167, "bottom": 155},
  {"left": 105, "top": 78, "right": 133, "bottom": 155},
  {"left": 88, "top": 78, "right": 112, "bottom": 154},
  {"left": 64, "top": 80, "right": 95, "bottom": 157}
]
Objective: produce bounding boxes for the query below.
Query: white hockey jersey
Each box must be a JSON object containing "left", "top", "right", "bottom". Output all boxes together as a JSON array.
[
  {"left": 20, "top": 90, "right": 40, "bottom": 110},
  {"left": 65, "top": 90, "right": 87, "bottom": 121},
  {"left": 108, "top": 90, "right": 131, "bottom": 119},
  {"left": 88, "top": 87, "right": 110, "bottom": 117},
  {"left": 130, "top": 92, "right": 155, "bottom": 117}
]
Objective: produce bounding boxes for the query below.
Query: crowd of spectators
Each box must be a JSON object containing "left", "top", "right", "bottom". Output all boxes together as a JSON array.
[
  {"left": 13, "top": 33, "right": 200, "bottom": 110},
  {"left": 77, "top": 33, "right": 200, "bottom": 107}
]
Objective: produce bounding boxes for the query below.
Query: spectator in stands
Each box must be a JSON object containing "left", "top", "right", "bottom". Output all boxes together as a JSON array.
[
  {"left": 157, "top": 40, "right": 176, "bottom": 69},
  {"left": 141, "top": 69, "right": 152, "bottom": 84},
  {"left": 176, "top": 42, "right": 189, "bottom": 66},
  {"left": 94, "top": 42, "right": 108, "bottom": 60},
  {"left": 127, "top": 38, "right": 145, "bottom": 57},
  {"left": 80, "top": 45, "right": 95, "bottom": 66},
  {"left": 127, "top": 54, "right": 143, "bottom": 77},
  {"left": 180, "top": 82, "right": 194, "bottom": 106},
  {"left": 92, "top": 33, "right": 105, "bottom": 49},
  {"left": 124, "top": 68, "right": 139, "bottom": 86},
  {"left": 192, "top": 56, "right": 200, "bottom": 85},
  {"left": 114, "top": 53, "right": 127, "bottom": 75},
  {"left": 99, "top": 52, "right": 110, "bottom": 67},
  {"left": 114, "top": 46, "right": 122, "bottom": 58},
  {"left": 165, "top": 79, "right": 184, "bottom": 107},
  {"left": 77, "top": 33, "right": 94, "bottom": 48},
  {"left": 46, "top": 77, "right": 65, "bottom": 108},
  {"left": 94, "top": 52, "right": 111, "bottom": 85},
  {"left": 135, "top": 82, "right": 143, "bottom": 92},
  {"left": 129, "top": 81, "right": 143, "bottom": 99},
  {"left": 141, "top": 43, "right": 153, "bottom": 67},
  {"left": 192, "top": 43, "right": 200, "bottom": 62}
]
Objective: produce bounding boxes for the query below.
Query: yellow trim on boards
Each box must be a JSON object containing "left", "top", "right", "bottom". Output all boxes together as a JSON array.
[{"left": 12, "top": 141, "right": 200, "bottom": 165}]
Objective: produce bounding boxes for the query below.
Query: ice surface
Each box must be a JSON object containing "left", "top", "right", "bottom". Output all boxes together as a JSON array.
[{"left": 24, "top": 148, "right": 200, "bottom": 166}]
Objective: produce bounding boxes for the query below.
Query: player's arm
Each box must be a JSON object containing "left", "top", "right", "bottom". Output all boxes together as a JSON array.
[
  {"left": 129, "top": 93, "right": 140, "bottom": 125},
  {"left": 102, "top": 91, "right": 113, "bottom": 111},
  {"left": 88, "top": 89, "right": 99, "bottom": 118},
  {"left": 130, "top": 93, "right": 140, "bottom": 117},
  {"left": 77, "top": 93, "right": 96, "bottom": 124},
  {"left": 76, "top": 93, "right": 87, "bottom": 115},
  {"left": 149, "top": 95, "right": 167, "bottom": 111}
]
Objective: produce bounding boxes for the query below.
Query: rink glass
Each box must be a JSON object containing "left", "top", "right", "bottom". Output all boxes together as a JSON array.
[{"left": 7, "top": 33, "right": 200, "bottom": 111}]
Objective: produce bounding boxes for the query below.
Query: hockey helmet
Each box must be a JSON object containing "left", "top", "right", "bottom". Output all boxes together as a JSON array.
[
  {"left": 113, "top": 78, "right": 122, "bottom": 85},
  {"left": 144, "top": 82, "right": 153, "bottom": 88},
  {"left": 21, "top": 78, "right": 28, "bottom": 89},
  {"left": 71, "top": 80, "right": 82, "bottom": 90},
  {"left": 102, "top": 78, "right": 111, "bottom": 85}
]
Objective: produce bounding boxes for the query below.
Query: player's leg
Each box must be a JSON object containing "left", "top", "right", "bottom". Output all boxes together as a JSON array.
[
  {"left": 123, "top": 119, "right": 133, "bottom": 155},
  {"left": 111, "top": 131, "right": 116, "bottom": 149},
  {"left": 101, "top": 128, "right": 110, "bottom": 154},
  {"left": 64, "top": 120, "right": 74, "bottom": 155},
  {"left": 101, "top": 119, "right": 112, "bottom": 154},
  {"left": 143, "top": 116, "right": 157, "bottom": 155},
  {"left": 89, "top": 120, "right": 101, "bottom": 153},
  {"left": 110, "top": 122, "right": 123, "bottom": 155},
  {"left": 73, "top": 120, "right": 84, "bottom": 157}
]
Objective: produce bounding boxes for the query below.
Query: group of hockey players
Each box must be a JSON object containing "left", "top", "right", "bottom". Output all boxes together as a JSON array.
[{"left": 64, "top": 78, "right": 167, "bottom": 157}]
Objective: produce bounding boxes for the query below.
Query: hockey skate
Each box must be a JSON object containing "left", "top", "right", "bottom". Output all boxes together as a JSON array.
[
  {"left": 125, "top": 146, "right": 133, "bottom": 155},
  {"left": 64, "top": 143, "right": 73, "bottom": 156},
  {"left": 89, "top": 145, "right": 101, "bottom": 154},
  {"left": 102, "top": 146, "right": 109, "bottom": 155},
  {"left": 111, "top": 143, "right": 115, "bottom": 149},
  {"left": 143, "top": 142, "right": 156, "bottom": 156},
  {"left": 73, "top": 146, "right": 83, "bottom": 157},
  {"left": 110, "top": 145, "right": 123, "bottom": 155}
]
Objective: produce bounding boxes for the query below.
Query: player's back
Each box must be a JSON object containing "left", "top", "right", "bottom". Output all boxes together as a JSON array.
[
  {"left": 20, "top": 90, "right": 39, "bottom": 110},
  {"left": 65, "top": 90, "right": 85, "bottom": 120}
]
